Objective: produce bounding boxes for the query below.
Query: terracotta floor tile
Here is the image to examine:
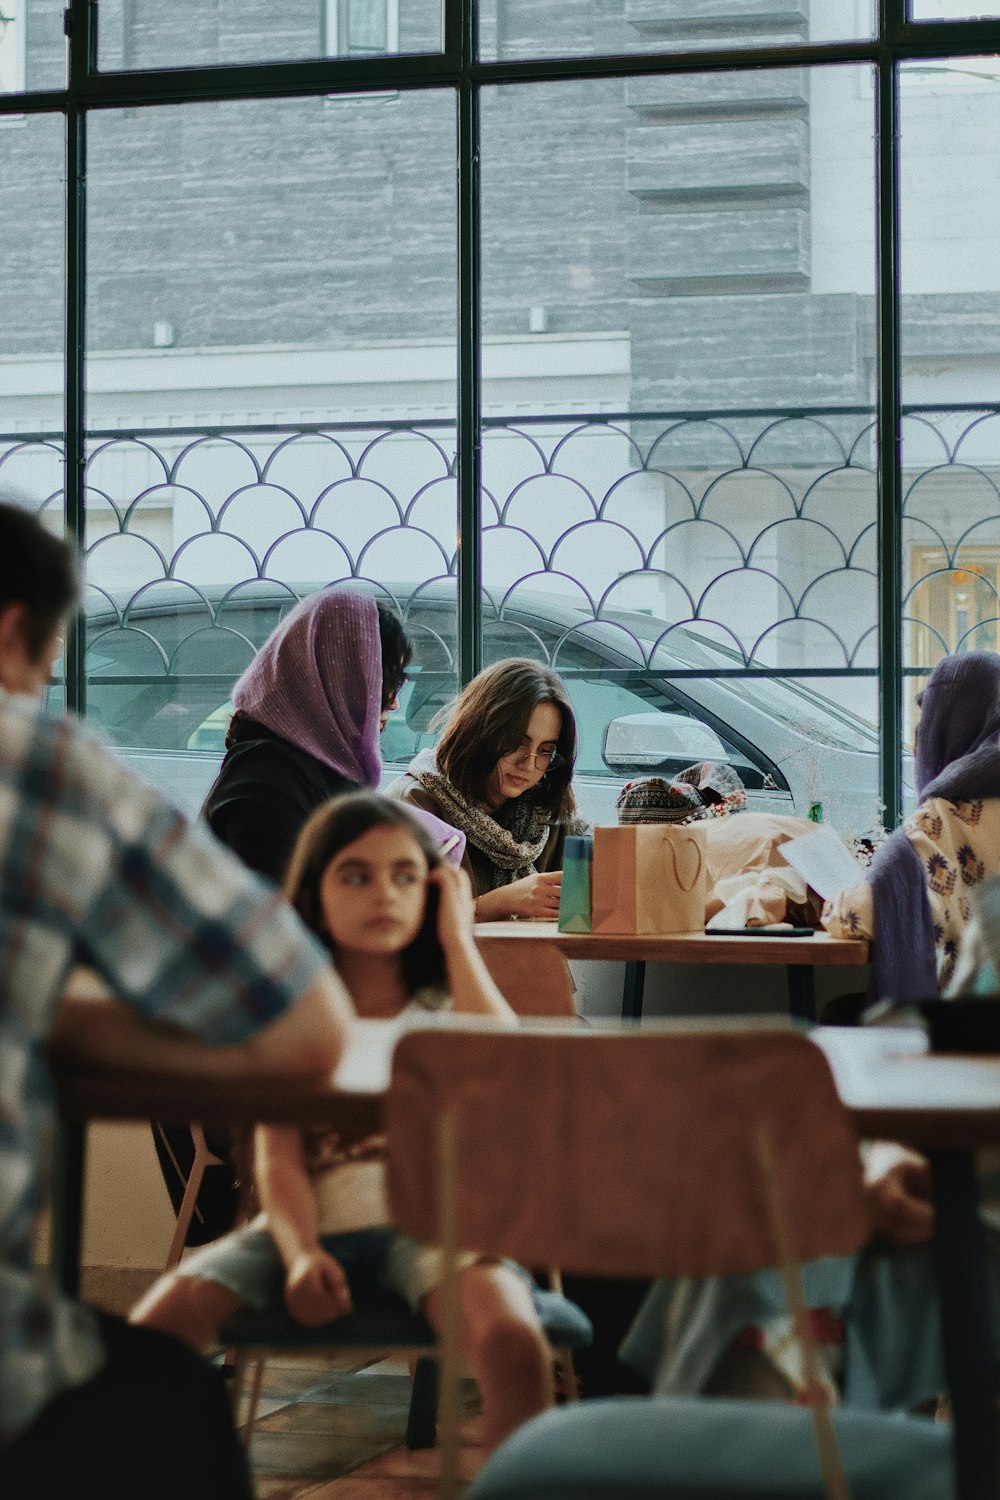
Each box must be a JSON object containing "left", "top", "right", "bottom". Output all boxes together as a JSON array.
[
  {"left": 288, "top": 1372, "right": 413, "bottom": 1408},
  {"left": 350, "top": 1442, "right": 482, "bottom": 1483},
  {"left": 243, "top": 1350, "right": 491, "bottom": 1494},
  {"left": 256, "top": 1401, "right": 407, "bottom": 1441},
  {"left": 254, "top": 1477, "right": 321, "bottom": 1500},
  {"left": 298, "top": 1478, "right": 438, "bottom": 1500},
  {"left": 251, "top": 1427, "right": 400, "bottom": 1480},
  {"left": 263, "top": 1349, "right": 360, "bottom": 1372},
  {"left": 249, "top": 1363, "right": 349, "bottom": 1399}
]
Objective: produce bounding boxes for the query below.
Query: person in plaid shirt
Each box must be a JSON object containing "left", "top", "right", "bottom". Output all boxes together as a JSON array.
[{"left": 0, "top": 503, "right": 353, "bottom": 1498}]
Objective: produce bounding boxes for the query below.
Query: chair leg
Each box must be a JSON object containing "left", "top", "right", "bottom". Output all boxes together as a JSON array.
[
  {"left": 229, "top": 1350, "right": 247, "bottom": 1416},
  {"left": 161, "top": 1124, "right": 223, "bottom": 1271},
  {"left": 406, "top": 1356, "right": 439, "bottom": 1449},
  {"left": 164, "top": 1153, "right": 207, "bottom": 1271},
  {"left": 234, "top": 1356, "right": 266, "bottom": 1449},
  {"left": 554, "top": 1348, "right": 579, "bottom": 1403}
]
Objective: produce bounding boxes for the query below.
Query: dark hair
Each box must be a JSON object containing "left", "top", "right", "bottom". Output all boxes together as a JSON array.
[
  {"left": 283, "top": 790, "right": 446, "bottom": 993},
  {"left": 435, "top": 658, "right": 577, "bottom": 822},
  {"left": 377, "top": 601, "right": 412, "bottom": 713},
  {"left": 0, "top": 501, "right": 78, "bottom": 658}
]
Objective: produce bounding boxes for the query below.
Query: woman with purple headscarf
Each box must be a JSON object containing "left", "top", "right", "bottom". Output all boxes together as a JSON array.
[
  {"left": 154, "top": 588, "right": 412, "bottom": 1245},
  {"left": 202, "top": 588, "right": 412, "bottom": 885},
  {"left": 823, "top": 650, "right": 1000, "bottom": 999}
]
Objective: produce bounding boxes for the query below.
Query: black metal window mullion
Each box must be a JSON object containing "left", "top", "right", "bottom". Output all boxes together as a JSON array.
[
  {"left": 64, "top": 0, "right": 94, "bottom": 720},
  {"left": 875, "top": 0, "right": 905, "bottom": 830},
  {"left": 456, "top": 0, "right": 481, "bottom": 686}
]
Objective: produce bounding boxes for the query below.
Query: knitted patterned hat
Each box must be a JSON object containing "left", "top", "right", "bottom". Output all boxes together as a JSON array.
[
  {"left": 616, "top": 777, "right": 706, "bottom": 826},
  {"left": 672, "top": 761, "right": 749, "bottom": 818}
]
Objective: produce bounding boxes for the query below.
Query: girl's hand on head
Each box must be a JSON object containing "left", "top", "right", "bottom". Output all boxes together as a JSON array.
[
  {"left": 506, "top": 869, "right": 562, "bottom": 919},
  {"left": 285, "top": 1248, "right": 353, "bottom": 1327},
  {"left": 429, "top": 862, "right": 475, "bottom": 951}
]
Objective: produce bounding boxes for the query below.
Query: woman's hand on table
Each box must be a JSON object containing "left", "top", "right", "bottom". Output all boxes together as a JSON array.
[
  {"left": 862, "top": 1140, "right": 934, "bottom": 1248},
  {"left": 475, "top": 869, "right": 562, "bottom": 921},
  {"left": 284, "top": 1247, "right": 353, "bottom": 1326}
]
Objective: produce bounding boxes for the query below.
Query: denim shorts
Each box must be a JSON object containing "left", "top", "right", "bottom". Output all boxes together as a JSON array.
[{"left": 176, "top": 1214, "right": 481, "bottom": 1314}]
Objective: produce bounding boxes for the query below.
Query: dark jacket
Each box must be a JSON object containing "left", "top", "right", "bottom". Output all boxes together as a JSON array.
[{"left": 202, "top": 718, "right": 358, "bottom": 885}]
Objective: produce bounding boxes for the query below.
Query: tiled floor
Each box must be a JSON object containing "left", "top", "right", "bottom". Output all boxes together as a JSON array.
[{"left": 242, "top": 1352, "right": 486, "bottom": 1499}]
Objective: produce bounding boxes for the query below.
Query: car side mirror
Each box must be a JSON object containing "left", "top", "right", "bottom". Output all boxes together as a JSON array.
[{"left": 602, "top": 712, "right": 730, "bottom": 773}]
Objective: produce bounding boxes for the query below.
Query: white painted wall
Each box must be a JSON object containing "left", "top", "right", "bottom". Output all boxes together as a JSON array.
[{"left": 82, "top": 1123, "right": 177, "bottom": 1271}]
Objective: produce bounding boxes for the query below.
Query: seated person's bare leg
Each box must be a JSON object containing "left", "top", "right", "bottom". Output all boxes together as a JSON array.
[
  {"left": 424, "top": 1261, "right": 552, "bottom": 1454},
  {"left": 131, "top": 1272, "right": 245, "bottom": 1353}
]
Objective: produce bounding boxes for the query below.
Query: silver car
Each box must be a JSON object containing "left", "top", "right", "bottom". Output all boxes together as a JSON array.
[{"left": 76, "top": 580, "right": 893, "bottom": 836}]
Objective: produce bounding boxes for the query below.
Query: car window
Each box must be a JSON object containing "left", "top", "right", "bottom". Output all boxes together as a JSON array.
[{"left": 564, "top": 676, "right": 781, "bottom": 790}]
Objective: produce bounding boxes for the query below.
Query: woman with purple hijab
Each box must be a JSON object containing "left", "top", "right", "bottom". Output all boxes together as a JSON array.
[
  {"left": 202, "top": 588, "right": 411, "bottom": 885},
  {"left": 823, "top": 649, "right": 1000, "bottom": 999},
  {"left": 621, "top": 654, "right": 1000, "bottom": 1416},
  {"left": 154, "top": 588, "right": 412, "bottom": 1245}
]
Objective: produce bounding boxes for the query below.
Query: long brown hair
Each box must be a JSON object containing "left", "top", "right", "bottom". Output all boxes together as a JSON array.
[
  {"left": 435, "top": 658, "right": 577, "bottom": 821},
  {"left": 283, "top": 790, "right": 447, "bottom": 992}
]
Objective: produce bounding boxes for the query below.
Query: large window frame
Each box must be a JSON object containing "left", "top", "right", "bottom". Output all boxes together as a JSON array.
[{"left": 5, "top": 0, "right": 1000, "bottom": 828}]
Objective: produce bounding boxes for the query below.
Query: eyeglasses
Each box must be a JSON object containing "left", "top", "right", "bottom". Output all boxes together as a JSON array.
[{"left": 500, "top": 743, "right": 565, "bottom": 771}]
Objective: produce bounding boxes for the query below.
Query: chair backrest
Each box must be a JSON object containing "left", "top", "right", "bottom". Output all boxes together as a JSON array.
[
  {"left": 474, "top": 935, "right": 577, "bottom": 1018},
  {"left": 386, "top": 1025, "right": 871, "bottom": 1281}
]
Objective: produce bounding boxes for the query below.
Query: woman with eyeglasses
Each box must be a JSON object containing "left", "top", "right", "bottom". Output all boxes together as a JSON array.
[{"left": 389, "top": 658, "right": 585, "bottom": 920}]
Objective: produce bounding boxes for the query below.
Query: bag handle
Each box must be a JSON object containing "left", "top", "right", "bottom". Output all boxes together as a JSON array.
[{"left": 667, "top": 832, "right": 703, "bottom": 893}]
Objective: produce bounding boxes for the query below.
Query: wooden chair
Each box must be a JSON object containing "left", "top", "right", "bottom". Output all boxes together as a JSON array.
[
  {"left": 385, "top": 1023, "right": 955, "bottom": 1500},
  {"left": 153, "top": 1123, "right": 228, "bottom": 1270},
  {"left": 474, "top": 935, "right": 577, "bottom": 1019}
]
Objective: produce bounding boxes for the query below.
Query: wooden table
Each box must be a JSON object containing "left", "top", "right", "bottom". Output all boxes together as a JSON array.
[
  {"left": 475, "top": 921, "right": 870, "bottom": 1023},
  {"left": 814, "top": 1023, "right": 1000, "bottom": 1500},
  {"left": 50, "top": 1013, "right": 397, "bottom": 1304},
  {"left": 52, "top": 1009, "right": 996, "bottom": 1500}
]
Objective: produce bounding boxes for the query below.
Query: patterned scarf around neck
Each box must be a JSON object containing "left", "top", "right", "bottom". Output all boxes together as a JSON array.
[{"left": 406, "top": 749, "right": 553, "bottom": 888}]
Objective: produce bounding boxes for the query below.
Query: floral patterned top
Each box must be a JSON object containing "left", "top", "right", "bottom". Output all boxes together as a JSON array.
[{"left": 822, "top": 797, "right": 1000, "bottom": 992}]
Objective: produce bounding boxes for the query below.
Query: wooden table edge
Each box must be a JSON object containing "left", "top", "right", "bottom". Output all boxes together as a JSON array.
[
  {"left": 475, "top": 922, "right": 869, "bottom": 967},
  {"left": 54, "top": 1072, "right": 384, "bottom": 1135}
]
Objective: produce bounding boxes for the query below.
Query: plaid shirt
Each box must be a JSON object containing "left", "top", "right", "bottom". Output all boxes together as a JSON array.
[{"left": 0, "top": 691, "right": 333, "bottom": 1442}]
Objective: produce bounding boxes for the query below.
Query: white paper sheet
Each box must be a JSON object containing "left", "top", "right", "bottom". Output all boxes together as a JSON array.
[{"left": 778, "top": 828, "right": 863, "bottom": 901}]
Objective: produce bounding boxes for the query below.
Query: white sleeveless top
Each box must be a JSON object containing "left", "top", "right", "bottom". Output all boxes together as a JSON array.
[{"left": 306, "top": 989, "right": 448, "bottom": 1236}]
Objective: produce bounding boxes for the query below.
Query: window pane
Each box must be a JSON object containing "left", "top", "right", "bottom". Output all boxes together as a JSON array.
[
  {"left": 900, "top": 55, "right": 1000, "bottom": 746},
  {"left": 341, "top": 0, "right": 389, "bottom": 53},
  {"left": 97, "top": 0, "right": 439, "bottom": 71},
  {"left": 0, "top": 112, "right": 65, "bottom": 706},
  {"left": 481, "top": 68, "right": 882, "bottom": 838},
  {"left": 1, "top": 0, "right": 65, "bottom": 93},
  {"left": 86, "top": 96, "right": 457, "bottom": 813},
  {"left": 479, "top": 0, "right": 875, "bottom": 64},
  {"left": 910, "top": 2, "right": 999, "bottom": 17}
]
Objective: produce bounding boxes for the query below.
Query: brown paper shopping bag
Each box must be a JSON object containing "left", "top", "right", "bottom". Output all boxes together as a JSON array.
[{"left": 591, "top": 823, "right": 706, "bottom": 934}]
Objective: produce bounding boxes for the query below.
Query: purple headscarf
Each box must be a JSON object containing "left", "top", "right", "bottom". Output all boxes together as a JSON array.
[
  {"left": 232, "top": 588, "right": 382, "bottom": 788},
  {"left": 868, "top": 650, "right": 1000, "bottom": 1001}
]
